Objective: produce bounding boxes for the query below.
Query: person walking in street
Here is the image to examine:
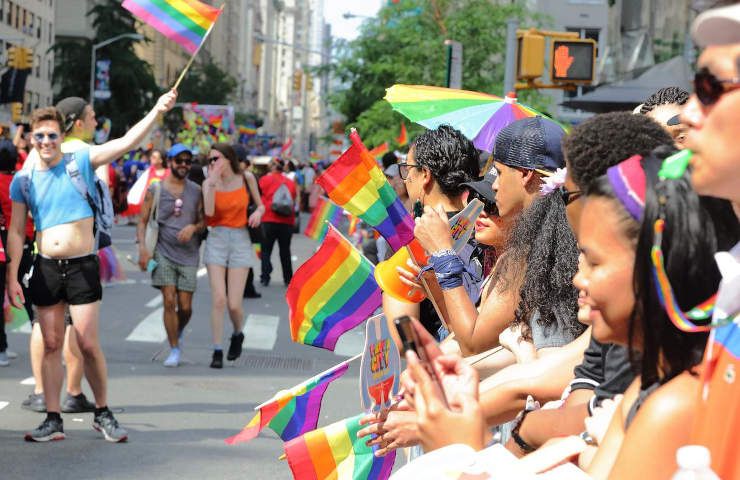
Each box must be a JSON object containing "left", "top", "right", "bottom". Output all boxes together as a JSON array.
[
  {"left": 6, "top": 89, "right": 177, "bottom": 442},
  {"left": 137, "top": 144, "right": 205, "bottom": 367},
  {"left": 258, "top": 158, "right": 297, "bottom": 287},
  {"left": 233, "top": 143, "right": 262, "bottom": 299},
  {"left": 203, "top": 144, "right": 264, "bottom": 368}
]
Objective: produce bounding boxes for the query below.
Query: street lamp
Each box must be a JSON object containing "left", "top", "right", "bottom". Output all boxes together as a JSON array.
[{"left": 89, "top": 33, "right": 144, "bottom": 104}]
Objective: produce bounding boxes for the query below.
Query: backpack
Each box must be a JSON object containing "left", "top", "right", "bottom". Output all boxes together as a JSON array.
[
  {"left": 271, "top": 182, "right": 294, "bottom": 217},
  {"left": 16, "top": 151, "right": 113, "bottom": 249}
]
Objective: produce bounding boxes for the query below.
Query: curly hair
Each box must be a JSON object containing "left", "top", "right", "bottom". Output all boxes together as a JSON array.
[
  {"left": 411, "top": 125, "right": 479, "bottom": 197},
  {"left": 492, "top": 192, "right": 583, "bottom": 341},
  {"left": 639, "top": 87, "right": 690, "bottom": 114},
  {"left": 562, "top": 112, "right": 673, "bottom": 190}
]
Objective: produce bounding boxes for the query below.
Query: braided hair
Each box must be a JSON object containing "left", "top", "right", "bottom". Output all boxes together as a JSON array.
[{"left": 639, "top": 87, "right": 690, "bottom": 115}]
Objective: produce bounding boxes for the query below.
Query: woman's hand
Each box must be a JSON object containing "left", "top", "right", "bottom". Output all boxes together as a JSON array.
[
  {"left": 248, "top": 206, "right": 264, "bottom": 228},
  {"left": 357, "top": 406, "right": 420, "bottom": 457},
  {"left": 397, "top": 258, "right": 423, "bottom": 297},
  {"left": 584, "top": 394, "right": 623, "bottom": 446},
  {"left": 414, "top": 205, "right": 453, "bottom": 254}
]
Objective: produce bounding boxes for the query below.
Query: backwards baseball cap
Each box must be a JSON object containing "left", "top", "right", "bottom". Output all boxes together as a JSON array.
[
  {"left": 55, "top": 97, "right": 88, "bottom": 134},
  {"left": 167, "top": 143, "right": 192, "bottom": 158},
  {"left": 493, "top": 117, "right": 565, "bottom": 173},
  {"left": 692, "top": 3, "right": 740, "bottom": 47}
]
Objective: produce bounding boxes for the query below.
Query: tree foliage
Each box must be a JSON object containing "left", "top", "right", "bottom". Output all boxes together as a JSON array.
[
  {"left": 330, "top": 0, "right": 543, "bottom": 147},
  {"left": 177, "top": 60, "right": 237, "bottom": 105}
]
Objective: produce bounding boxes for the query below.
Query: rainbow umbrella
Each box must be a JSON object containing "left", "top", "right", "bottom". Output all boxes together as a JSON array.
[{"left": 385, "top": 84, "right": 553, "bottom": 152}]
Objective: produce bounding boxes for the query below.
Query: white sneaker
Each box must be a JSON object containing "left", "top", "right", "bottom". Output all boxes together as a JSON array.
[
  {"left": 0, "top": 351, "right": 9, "bottom": 367},
  {"left": 163, "top": 348, "right": 181, "bottom": 367},
  {"left": 5, "top": 350, "right": 17, "bottom": 359}
]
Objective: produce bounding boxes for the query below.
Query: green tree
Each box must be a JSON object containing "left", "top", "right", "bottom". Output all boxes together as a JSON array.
[
  {"left": 177, "top": 60, "right": 237, "bottom": 105},
  {"left": 330, "top": 0, "right": 542, "bottom": 147},
  {"left": 52, "top": 0, "right": 160, "bottom": 137}
]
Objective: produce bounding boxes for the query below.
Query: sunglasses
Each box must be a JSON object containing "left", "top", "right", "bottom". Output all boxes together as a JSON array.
[
  {"left": 397, "top": 162, "right": 424, "bottom": 180},
  {"left": 468, "top": 191, "right": 498, "bottom": 215},
  {"left": 693, "top": 67, "right": 740, "bottom": 106},
  {"left": 32, "top": 132, "right": 60, "bottom": 143},
  {"left": 209, "top": 156, "right": 221, "bottom": 164},
  {"left": 173, "top": 156, "right": 193, "bottom": 166},
  {"left": 558, "top": 186, "right": 582, "bottom": 205}
]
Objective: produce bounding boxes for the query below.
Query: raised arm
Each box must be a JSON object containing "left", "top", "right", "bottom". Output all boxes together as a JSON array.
[{"left": 90, "top": 90, "right": 177, "bottom": 169}]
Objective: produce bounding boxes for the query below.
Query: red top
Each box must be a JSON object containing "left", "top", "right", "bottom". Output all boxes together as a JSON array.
[
  {"left": 259, "top": 172, "right": 297, "bottom": 225},
  {"left": 0, "top": 173, "right": 34, "bottom": 240}
]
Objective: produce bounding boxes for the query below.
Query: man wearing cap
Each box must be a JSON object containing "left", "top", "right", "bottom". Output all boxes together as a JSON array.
[
  {"left": 680, "top": 3, "right": 740, "bottom": 478},
  {"left": 137, "top": 144, "right": 204, "bottom": 367},
  {"left": 6, "top": 90, "right": 177, "bottom": 442}
]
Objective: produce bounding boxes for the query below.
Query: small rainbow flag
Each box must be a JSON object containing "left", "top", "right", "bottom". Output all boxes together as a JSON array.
[
  {"left": 347, "top": 214, "right": 360, "bottom": 236},
  {"left": 304, "top": 197, "right": 344, "bottom": 242},
  {"left": 253, "top": 242, "right": 262, "bottom": 260},
  {"left": 395, "top": 122, "right": 408, "bottom": 147},
  {"left": 122, "top": 0, "right": 223, "bottom": 54},
  {"left": 284, "top": 414, "right": 395, "bottom": 480},
  {"left": 225, "top": 361, "right": 350, "bottom": 445},
  {"left": 287, "top": 225, "right": 381, "bottom": 350},
  {"left": 238, "top": 125, "right": 257, "bottom": 135},
  {"left": 368, "top": 142, "right": 389, "bottom": 160},
  {"left": 317, "top": 130, "right": 414, "bottom": 251}
]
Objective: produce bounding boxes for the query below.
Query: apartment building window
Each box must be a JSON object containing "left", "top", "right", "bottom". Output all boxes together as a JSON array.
[
  {"left": 6, "top": 1, "right": 11, "bottom": 25},
  {"left": 0, "top": 2, "right": 3, "bottom": 23},
  {"left": 14, "top": 4, "right": 19, "bottom": 30},
  {"left": 48, "top": 20, "right": 52, "bottom": 44},
  {"left": 47, "top": 58, "right": 52, "bottom": 81},
  {"left": 35, "top": 54, "right": 40, "bottom": 77}
]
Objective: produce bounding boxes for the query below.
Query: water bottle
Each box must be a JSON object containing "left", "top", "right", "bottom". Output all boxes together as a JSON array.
[{"left": 671, "top": 445, "right": 720, "bottom": 480}]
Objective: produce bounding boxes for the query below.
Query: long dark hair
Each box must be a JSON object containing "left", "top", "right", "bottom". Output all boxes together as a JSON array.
[
  {"left": 211, "top": 143, "right": 240, "bottom": 175},
  {"left": 587, "top": 147, "right": 739, "bottom": 386},
  {"left": 493, "top": 191, "right": 583, "bottom": 341}
]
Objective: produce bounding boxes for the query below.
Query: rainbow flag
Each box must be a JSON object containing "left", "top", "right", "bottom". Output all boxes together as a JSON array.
[
  {"left": 239, "top": 124, "right": 258, "bottom": 135},
  {"left": 284, "top": 414, "right": 396, "bottom": 480},
  {"left": 317, "top": 130, "right": 414, "bottom": 251},
  {"left": 347, "top": 215, "right": 360, "bottom": 236},
  {"left": 287, "top": 225, "right": 381, "bottom": 350},
  {"left": 225, "top": 361, "right": 350, "bottom": 445},
  {"left": 121, "top": 0, "right": 223, "bottom": 54},
  {"left": 395, "top": 123, "right": 408, "bottom": 147},
  {"left": 304, "top": 197, "right": 344, "bottom": 242},
  {"left": 368, "top": 142, "right": 389, "bottom": 160}
]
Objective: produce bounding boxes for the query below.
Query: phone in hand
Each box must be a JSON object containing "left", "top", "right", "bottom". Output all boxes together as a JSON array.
[
  {"left": 394, "top": 315, "right": 448, "bottom": 406},
  {"left": 146, "top": 258, "right": 158, "bottom": 273}
]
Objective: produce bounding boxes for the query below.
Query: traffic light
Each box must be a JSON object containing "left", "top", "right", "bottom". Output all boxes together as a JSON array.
[
  {"left": 19, "top": 47, "right": 33, "bottom": 70},
  {"left": 550, "top": 39, "right": 596, "bottom": 84},
  {"left": 11, "top": 102, "right": 22, "bottom": 122},
  {"left": 292, "top": 70, "right": 303, "bottom": 91},
  {"left": 7, "top": 46, "right": 18, "bottom": 68},
  {"left": 516, "top": 31, "right": 545, "bottom": 80}
]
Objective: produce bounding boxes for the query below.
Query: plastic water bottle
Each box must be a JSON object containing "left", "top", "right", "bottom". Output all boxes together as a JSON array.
[{"left": 671, "top": 446, "right": 720, "bottom": 480}]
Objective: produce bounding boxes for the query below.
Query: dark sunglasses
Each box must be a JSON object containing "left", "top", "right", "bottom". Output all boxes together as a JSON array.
[
  {"left": 693, "top": 67, "right": 740, "bottom": 106},
  {"left": 558, "top": 186, "right": 582, "bottom": 205},
  {"left": 173, "top": 156, "right": 193, "bottom": 166},
  {"left": 32, "top": 132, "right": 59, "bottom": 142},
  {"left": 209, "top": 156, "right": 220, "bottom": 164},
  {"left": 468, "top": 191, "right": 498, "bottom": 215}
]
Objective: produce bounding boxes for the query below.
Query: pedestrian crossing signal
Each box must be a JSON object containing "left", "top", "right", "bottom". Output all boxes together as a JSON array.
[{"left": 550, "top": 39, "right": 596, "bottom": 83}]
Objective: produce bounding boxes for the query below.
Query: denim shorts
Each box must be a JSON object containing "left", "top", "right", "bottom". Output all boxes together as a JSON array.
[{"left": 203, "top": 226, "right": 257, "bottom": 268}]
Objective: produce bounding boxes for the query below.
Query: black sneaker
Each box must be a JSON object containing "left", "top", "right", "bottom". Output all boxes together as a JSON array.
[
  {"left": 21, "top": 393, "right": 46, "bottom": 413},
  {"left": 25, "top": 417, "right": 65, "bottom": 442},
  {"left": 93, "top": 410, "right": 128, "bottom": 443},
  {"left": 210, "top": 349, "right": 223, "bottom": 369},
  {"left": 227, "top": 332, "right": 244, "bottom": 361},
  {"left": 243, "top": 288, "right": 261, "bottom": 299},
  {"left": 61, "top": 393, "right": 96, "bottom": 413}
]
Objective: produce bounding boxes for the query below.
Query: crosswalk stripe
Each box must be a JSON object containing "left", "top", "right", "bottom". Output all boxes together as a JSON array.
[
  {"left": 242, "top": 314, "right": 280, "bottom": 351},
  {"left": 145, "top": 295, "right": 162, "bottom": 308},
  {"left": 20, "top": 377, "right": 35, "bottom": 386},
  {"left": 125, "top": 308, "right": 167, "bottom": 343},
  {"left": 0, "top": 401, "right": 8, "bottom": 411},
  {"left": 333, "top": 323, "right": 366, "bottom": 357}
]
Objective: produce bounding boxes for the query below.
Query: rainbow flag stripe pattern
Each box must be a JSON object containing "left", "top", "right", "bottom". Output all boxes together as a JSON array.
[
  {"left": 287, "top": 225, "right": 381, "bottom": 350},
  {"left": 122, "top": 0, "right": 222, "bottom": 54},
  {"left": 284, "top": 414, "right": 396, "bottom": 480},
  {"left": 396, "top": 123, "right": 408, "bottom": 147},
  {"left": 225, "top": 361, "right": 350, "bottom": 445},
  {"left": 305, "top": 197, "right": 345, "bottom": 242},
  {"left": 368, "top": 142, "right": 389, "bottom": 160},
  {"left": 317, "top": 130, "right": 414, "bottom": 251}
]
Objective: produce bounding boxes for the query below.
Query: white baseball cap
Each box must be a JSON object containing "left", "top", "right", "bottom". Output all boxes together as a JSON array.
[{"left": 692, "top": 3, "right": 740, "bottom": 47}]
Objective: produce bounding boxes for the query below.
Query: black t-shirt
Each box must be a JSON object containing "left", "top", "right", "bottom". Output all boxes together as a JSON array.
[{"left": 572, "top": 335, "right": 636, "bottom": 412}]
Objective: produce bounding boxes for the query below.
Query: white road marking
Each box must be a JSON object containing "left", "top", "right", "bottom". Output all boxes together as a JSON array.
[
  {"left": 145, "top": 295, "right": 163, "bottom": 308},
  {"left": 125, "top": 308, "right": 167, "bottom": 343},
  {"left": 0, "top": 401, "right": 8, "bottom": 411},
  {"left": 333, "top": 322, "right": 366, "bottom": 357},
  {"left": 20, "top": 377, "right": 35, "bottom": 386},
  {"left": 242, "top": 314, "right": 280, "bottom": 351},
  {"left": 197, "top": 267, "right": 207, "bottom": 278}
]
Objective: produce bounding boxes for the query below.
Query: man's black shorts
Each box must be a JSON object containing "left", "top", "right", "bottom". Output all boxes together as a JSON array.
[{"left": 29, "top": 255, "right": 102, "bottom": 307}]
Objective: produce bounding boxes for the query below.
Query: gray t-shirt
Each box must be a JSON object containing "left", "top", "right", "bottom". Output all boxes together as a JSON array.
[
  {"left": 530, "top": 308, "right": 581, "bottom": 350},
  {"left": 151, "top": 179, "right": 202, "bottom": 266}
]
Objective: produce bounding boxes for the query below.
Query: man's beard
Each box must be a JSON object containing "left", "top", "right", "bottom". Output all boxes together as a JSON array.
[{"left": 170, "top": 166, "right": 189, "bottom": 179}]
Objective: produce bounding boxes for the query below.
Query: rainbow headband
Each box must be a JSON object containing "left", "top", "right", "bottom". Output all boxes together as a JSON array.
[{"left": 606, "top": 155, "right": 646, "bottom": 220}]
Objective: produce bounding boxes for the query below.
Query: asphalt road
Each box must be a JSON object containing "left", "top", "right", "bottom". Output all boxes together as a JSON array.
[{"left": 0, "top": 219, "right": 371, "bottom": 480}]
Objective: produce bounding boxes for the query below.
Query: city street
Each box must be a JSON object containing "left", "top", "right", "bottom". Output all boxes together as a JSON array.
[{"left": 0, "top": 219, "right": 368, "bottom": 480}]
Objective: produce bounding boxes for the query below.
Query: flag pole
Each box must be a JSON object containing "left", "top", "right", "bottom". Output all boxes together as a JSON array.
[
  {"left": 172, "top": 4, "right": 225, "bottom": 90},
  {"left": 253, "top": 353, "right": 363, "bottom": 411}
]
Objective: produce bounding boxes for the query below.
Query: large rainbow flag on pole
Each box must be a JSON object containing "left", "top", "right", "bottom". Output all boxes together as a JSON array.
[
  {"left": 317, "top": 130, "right": 414, "bottom": 251},
  {"left": 122, "top": 0, "right": 223, "bottom": 54},
  {"left": 284, "top": 414, "right": 396, "bottom": 480},
  {"left": 304, "top": 197, "right": 344, "bottom": 242},
  {"left": 225, "top": 359, "right": 352, "bottom": 445},
  {"left": 287, "top": 225, "right": 381, "bottom": 350}
]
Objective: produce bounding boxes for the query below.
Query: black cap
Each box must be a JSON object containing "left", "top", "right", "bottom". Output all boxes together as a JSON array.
[
  {"left": 494, "top": 117, "right": 566, "bottom": 172},
  {"left": 55, "top": 97, "right": 88, "bottom": 134},
  {"left": 462, "top": 168, "right": 497, "bottom": 204}
]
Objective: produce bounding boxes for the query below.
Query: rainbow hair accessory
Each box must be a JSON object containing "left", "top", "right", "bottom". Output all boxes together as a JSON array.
[{"left": 607, "top": 155, "right": 646, "bottom": 220}]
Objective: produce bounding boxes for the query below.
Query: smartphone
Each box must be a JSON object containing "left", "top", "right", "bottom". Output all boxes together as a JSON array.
[
  {"left": 146, "top": 258, "right": 158, "bottom": 273},
  {"left": 394, "top": 315, "right": 448, "bottom": 406}
]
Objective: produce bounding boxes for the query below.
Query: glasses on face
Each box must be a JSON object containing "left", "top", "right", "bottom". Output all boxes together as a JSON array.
[
  {"left": 558, "top": 186, "right": 582, "bottom": 205},
  {"left": 693, "top": 67, "right": 740, "bottom": 106},
  {"left": 209, "top": 156, "right": 221, "bottom": 164},
  {"left": 32, "top": 132, "right": 59, "bottom": 143},
  {"left": 397, "top": 162, "right": 424, "bottom": 180},
  {"left": 174, "top": 198, "right": 183, "bottom": 217},
  {"left": 468, "top": 191, "right": 498, "bottom": 215},
  {"left": 173, "top": 156, "right": 193, "bottom": 166}
]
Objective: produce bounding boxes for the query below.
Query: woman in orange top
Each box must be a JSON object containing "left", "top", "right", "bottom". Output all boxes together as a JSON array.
[{"left": 203, "top": 143, "right": 264, "bottom": 368}]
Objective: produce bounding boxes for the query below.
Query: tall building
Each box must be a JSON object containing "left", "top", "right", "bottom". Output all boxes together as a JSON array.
[{"left": 0, "top": 0, "right": 56, "bottom": 123}]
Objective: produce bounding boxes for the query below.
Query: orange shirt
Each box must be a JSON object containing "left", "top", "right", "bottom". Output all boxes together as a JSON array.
[{"left": 206, "top": 185, "right": 249, "bottom": 228}]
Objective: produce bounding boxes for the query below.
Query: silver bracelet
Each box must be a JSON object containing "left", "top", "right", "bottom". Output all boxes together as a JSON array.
[{"left": 430, "top": 248, "right": 456, "bottom": 258}]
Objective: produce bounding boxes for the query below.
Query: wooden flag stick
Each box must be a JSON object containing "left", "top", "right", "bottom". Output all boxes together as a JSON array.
[{"left": 172, "top": 4, "right": 225, "bottom": 90}]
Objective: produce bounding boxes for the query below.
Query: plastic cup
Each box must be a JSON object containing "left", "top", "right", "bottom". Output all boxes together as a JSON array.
[{"left": 374, "top": 239, "right": 429, "bottom": 303}]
